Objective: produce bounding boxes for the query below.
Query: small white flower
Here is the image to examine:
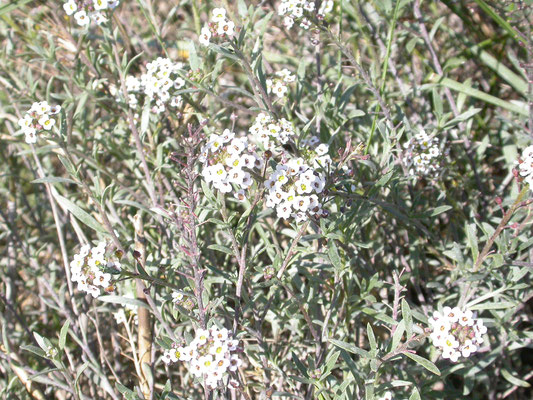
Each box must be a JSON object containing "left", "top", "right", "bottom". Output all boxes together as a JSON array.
[
  {"left": 228, "top": 354, "right": 242, "bottom": 371},
  {"left": 18, "top": 115, "right": 33, "bottom": 130},
  {"left": 234, "top": 189, "right": 246, "bottom": 202},
  {"left": 199, "top": 26, "right": 212, "bottom": 46},
  {"left": 276, "top": 201, "right": 292, "bottom": 219},
  {"left": 442, "top": 334, "right": 459, "bottom": 350},
  {"left": 283, "top": 16, "right": 294, "bottom": 29},
  {"left": 443, "top": 306, "right": 460, "bottom": 323},
  {"left": 315, "top": 143, "right": 329, "bottom": 156},
  {"left": 300, "top": 18, "right": 311, "bottom": 29},
  {"left": 93, "top": 0, "right": 108, "bottom": 11},
  {"left": 38, "top": 115, "right": 55, "bottom": 130},
  {"left": 217, "top": 20, "right": 235, "bottom": 37},
  {"left": 63, "top": 0, "right": 77, "bottom": 16},
  {"left": 171, "top": 291, "right": 184, "bottom": 304},
  {"left": 114, "top": 309, "right": 127, "bottom": 324},
  {"left": 74, "top": 10, "right": 90, "bottom": 26},
  {"left": 460, "top": 340, "right": 477, "bottom": 358},
  {"left": 196, "top": 329, "right": 210, "bottom": 344},
  {"left": 170, "top": 96, "right": 183, "bottom": 108},
  {"left": 442, "top": 347, "right": 460, "bottom": 362},
  {"left": 272, "top": 81, "right": 288, "bottom": 98},
  {"left": 211, "top": 8, "right": 227, "bottom": 23},
  {"left": 458, "top": 309, "right": 474, "bottom": 326},
  {"left": 49, "top": 105, "right": 61, "bottom": 114},
  {"left": 24, "top": 129, "right": 37, "bottom": 144},
  {"left": 35, "top": 101, "right": 50, "bottom": 115},
  {"left": 91, "top": 12, "right": 108, "bottom": 25}
]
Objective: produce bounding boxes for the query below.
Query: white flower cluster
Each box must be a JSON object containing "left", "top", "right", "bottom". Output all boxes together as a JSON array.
[
  {"left": 125, "top": 57, "right": 186, "bottom": 114},
  {"left": 63, "top": 0, "right": 119, "bottom": 26},
  {"left": 70, "top": 241, "right": 121, "bottom": 298},
  {"left": 199, "top": 8, "right": 235, "bottom": 46},
  {"left": 265, "top": 159, "right": 326, "bottom": 221},
  {"left": 17, "top": 101, "right": 61, "bottom": 144},
  {"left": 249, "top": 113, "right": 296, "bottom": 150},
  {"left": 429, "top": 306, "right": 487, "bottom": 362},
  {"left": 278, "top": 0, "right": 335, "bottom": 29},
  {"left": 404, "top": 131, "right": 442, "bottom": 177},
  {"left": 200, "top": 130, "right": 263, "bottom": 201},
  {"left": 517, "top": 145, "right": 533, "bottom": 188},
  {"left": 266, "top": 69, "right": 295, "bottom": 99},
  {"left": 162, "top": 327, "right": 242, "bottom": 389},
  {"left": 300, "top": 136, "right": 332, "bottom": 170}
]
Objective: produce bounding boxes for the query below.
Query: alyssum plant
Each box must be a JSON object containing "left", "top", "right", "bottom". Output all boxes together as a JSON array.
[{"left": 1, "top": 1, "right": 532, "bottom": 400}]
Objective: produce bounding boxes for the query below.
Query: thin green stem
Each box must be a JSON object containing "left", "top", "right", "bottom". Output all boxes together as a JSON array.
[{"left": 365, "top": 0, "right": 402, "bottom": 154}]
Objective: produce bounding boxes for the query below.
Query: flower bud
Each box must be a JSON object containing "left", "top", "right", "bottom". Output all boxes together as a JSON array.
[{"left": 263, "top": 266, "right": 275, "bottom": 280}]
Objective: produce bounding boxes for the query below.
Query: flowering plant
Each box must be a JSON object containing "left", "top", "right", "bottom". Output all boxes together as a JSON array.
[
  {"left": 70, "top": 241, "right": 121, "bottom": 298},
  {"left": 4, "top": 1, "right": 533, "bottom": 400},
  {"left": 17, "top": 102, "right": 61, "bottom": 143},
  {"left": 428, "top": 306, "right": 487, "bottom": 362},
  {"left": 62, "top": 0, "right": 120, "bottom": 26}
]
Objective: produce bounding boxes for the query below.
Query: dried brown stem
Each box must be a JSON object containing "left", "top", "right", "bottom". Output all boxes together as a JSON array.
[{"left": 134, "top": 214, "right": 153, "bottom": 400}]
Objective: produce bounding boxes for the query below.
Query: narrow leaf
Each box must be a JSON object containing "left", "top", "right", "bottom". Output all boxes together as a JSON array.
[{"left": 403, "top": 352, "right": 441, "bottom": 375}]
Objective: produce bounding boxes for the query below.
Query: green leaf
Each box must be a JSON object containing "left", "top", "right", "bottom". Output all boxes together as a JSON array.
[
  {"left": 124, "top": 52, "right": 145, "bottom": 76},
  {"left": 33, "top": 332, "right": 47, "bottom": 351},
  {"left": 60, "top": 109, "right": 68, "bottom": 139},
  {"left": 32, "top": 177, "right": 79, "bottom": 185},
  {"left": 467, "top": 43, "right": 527, "bottom": 96},
  {"left": 471, "top": 0, "right": 526, "bottom": 45},
  {"left": 53, "top": 192, "right": 107, "bottom": 233},
  {"left": 443, "top": 108, "right": 481, "bottom": 128},
  {"left": 207, "top": 244, "right": 234, "bottom": 256},
  {"left": 329, "top": 339, "right": 371, "bottom": 358},
  {"left": 391, "top": 319, "right": 405, "bottom": 351},
  {"left": 188, "top": 40, "right": 200, "bottom": 71},
  {"left": 98, "top": 295, "right": 149, "bottom": 309},
  {"left": 367, "top": 323, "right": 377, "bottom": 351},
  {"left": 429, "top": 73, "right": 528, "bottom": 116},
  {"left": 501, "top": 368, "right": 531, "bottom": 388},
  {"left": 57, "top": 154, "right": 77, "bottom": 178},
  {"left": 430, "top": 205, "right": 452, "bottom": 217},
  {"left": 409, "top": 388, "right": 421, "bottom": 400},
  {"left": 237, "top": 0, "right": 248, "bottom": 18},
  {"left": 328, "top": 241, "right": 342, "bottom": 270},
  {"left": 75, "top": 362, "right": 89, "bottom": 389},
  {"left": 403, "top": 352, "right": 441, "bottom": 375},
  {"left": 209, "top": 44, "right": 240, "bottom": 61},
  {"left": 406, "top": 37, "right": 418, "bottom": 53},
  {"left": 324, "top": 350, "right": 340, "bottom": 375},
  {"left": 402, "top": 299, "right": 413, "bottom": 338},
  {"left": 466, "top": 223, "right": 479, "bottom": 264},
  {"left": 432, "top": 87, "right": 443, "bottom": 117},
  {"left": 0, "top": 0, "right": 32, "bottom": 17},
  {"left": 20, "top": 344, "right": 46, "bottom": 358},
  {"left": 59, "top": 320, "right": 70, "bottom": 350}
]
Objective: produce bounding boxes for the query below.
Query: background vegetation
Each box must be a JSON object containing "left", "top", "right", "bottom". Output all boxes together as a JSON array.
[{"left": 0, "top": 0, "right": 532, "bottom": 399}]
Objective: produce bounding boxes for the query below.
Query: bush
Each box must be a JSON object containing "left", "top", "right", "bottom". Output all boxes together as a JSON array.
[{"left": 1, "top": 1, "right": 532, "bottom": 399}]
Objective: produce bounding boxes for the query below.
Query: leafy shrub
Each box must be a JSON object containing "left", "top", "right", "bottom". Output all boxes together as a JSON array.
[{"left": 1, "top": 1, "right": 532, "bottom": 399}]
